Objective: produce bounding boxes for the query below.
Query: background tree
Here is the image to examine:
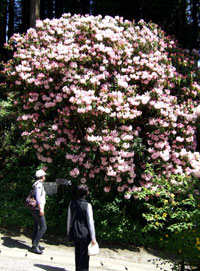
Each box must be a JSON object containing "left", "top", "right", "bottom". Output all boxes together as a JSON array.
[
  {"left": 30, "top": 0, "right": 40, "bottom": 28},
  {"left": 190, "top": 0, "right": 199, "bottom": 48},
  {"left": 21, "top": 0, "right": 30, "bottom": 33},
  {"left": 40, "top": 0, "right": 53, "bottom": 20},
  {"left": 55, "top": 0, "right": 65, "bottom": 18},
  {"left": 7, "top": 0, "right": 14, "bottom": 40},
  {"left": 0, "top": 0, "right": 7, "bottom": 58}
]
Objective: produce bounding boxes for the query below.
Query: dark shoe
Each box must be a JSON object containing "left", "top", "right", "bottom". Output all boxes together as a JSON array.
[
  {"left": 31, "top": 246, "right": 43, "bottom": 254},
  {"left": 38, "top": 245, "right": 45, "bottom": 250}
]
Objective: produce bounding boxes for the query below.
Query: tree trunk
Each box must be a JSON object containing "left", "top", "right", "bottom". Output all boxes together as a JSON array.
[
  {"left": 30, "top": 0, "right": 40, "bottom": 28},
  {"left": 179, "top": 0, "right": 187, "bottom": 45},
  {"left": 55, "top": 0, "right": 64, "bottom": 18},
  {"left": 191, "top": 0, "right": 198, "bottom": 48},
  {"left": 48, "top": 0, "right": 54, "bottom": 19},
  {"left": 0, "top": 0, "right": 7, "bottom": 54},
  {"left": 40, "top": 0, "right": 53, "bottom": 20},
  {"left": 81, "top": 0, "right": 90, "bottom": 14},
  {"left": 8, "top": 0, "right": 14, "bottom": 39},
  {"left": 22, "top": 0, "right": 30, "bottom": 32}
]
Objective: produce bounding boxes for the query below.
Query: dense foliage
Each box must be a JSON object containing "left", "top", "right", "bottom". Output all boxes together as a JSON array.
[{"left": 2, "top": 14, "right": 200, "bottom": 268}]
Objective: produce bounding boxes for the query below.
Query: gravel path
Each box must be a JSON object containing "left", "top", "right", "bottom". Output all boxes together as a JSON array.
[{"left": 0, "top": 231, "right": 172, "bottom": 271}]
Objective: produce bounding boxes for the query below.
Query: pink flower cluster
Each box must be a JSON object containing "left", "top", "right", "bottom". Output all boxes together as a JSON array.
[{"left": 4, "top": 14, "right": 200, "bottom": 199}]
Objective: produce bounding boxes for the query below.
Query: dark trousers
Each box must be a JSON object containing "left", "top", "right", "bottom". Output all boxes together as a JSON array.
[
  {"left": 75, "top": 241, "right": 90, "bottom": 271},
  {"left": 31, "top": 210, "right": 47, "bottom": 247}
]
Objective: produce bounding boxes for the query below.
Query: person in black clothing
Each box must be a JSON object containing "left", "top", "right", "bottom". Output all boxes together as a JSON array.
[{"left": 67, "top": 184, "right": 96, "bottom": 271}]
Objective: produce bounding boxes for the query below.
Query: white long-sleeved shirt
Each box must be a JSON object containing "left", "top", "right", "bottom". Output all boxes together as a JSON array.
[
  {"left": 67, "top": 201, "right": 96, "bottom": 241},
  {"left": 33, "top": 180, "right": 46, "bottom": 211}
]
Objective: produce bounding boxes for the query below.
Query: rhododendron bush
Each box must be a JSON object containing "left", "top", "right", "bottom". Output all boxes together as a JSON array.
[{"left": 3, "top": 14, "right": 200, "bottom": 202}]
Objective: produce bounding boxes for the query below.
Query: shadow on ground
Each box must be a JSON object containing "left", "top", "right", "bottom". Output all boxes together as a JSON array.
[
  {"left": 0, "top": 227, "right": 174, "bottom": 265},
  {"left": 34, "top": 264, "right": 68, "bottom": 271},
  {"left": 1, "top": 236, "right": 30, "bottom": 250}
]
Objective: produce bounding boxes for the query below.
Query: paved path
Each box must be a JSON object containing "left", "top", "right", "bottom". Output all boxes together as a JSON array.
[{"left": 0, "top": 231, "right": 172, "bottom": 271}]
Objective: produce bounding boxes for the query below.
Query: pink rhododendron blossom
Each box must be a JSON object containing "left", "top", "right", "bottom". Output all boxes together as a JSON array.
[
  {"left": 117, "top": 186, "right": 124, "bottom": 192},
  {"left": 70, "top": 168, "right": 80, "bottom": 177},
  {"left": 124, "top": 193, "right": 132, "bottom": 200},
  {"left": 104, "top": 186, "right": 111, "bottom": 192},
  {"left": 4, "top": 13, "right": 200, "bottom": 199}
]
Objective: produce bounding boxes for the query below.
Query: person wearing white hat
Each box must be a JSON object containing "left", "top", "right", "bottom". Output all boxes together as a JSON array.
[{"left": 31, "top": 169, "right": 47, "bottom": 254}]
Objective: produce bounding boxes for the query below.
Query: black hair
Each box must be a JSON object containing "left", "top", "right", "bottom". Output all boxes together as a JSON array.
[
  {"left": 77, "top": 184, "right": 89, "bottom": 197},
  {"left": 37, "top": 176, "right": 44, "bottom": 180}
]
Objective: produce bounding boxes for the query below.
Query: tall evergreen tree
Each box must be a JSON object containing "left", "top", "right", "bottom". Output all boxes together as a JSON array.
[
  {"left": 80, "top": 0, "right": 90, "bottom": 14},
  {"left": 174, "top": 0, "right": 188, "bottom": 46},
  {"left": 92, "top": 0, "right": 122, "bottom": 17},
  {"left": 191, "top": 0, "right": 199, "bottom": 48},
  {"left": 55, "top": 0, "right": 64, "bottom": 18},
  {"left": 21, "top": 0, "right": 30, "bottom": 33},
  {"left": 8, "top": 0, "right": 14, "bottom": 40},
  {"left": 0, "top": 0, "right": 7, "bottom": 56},
  {"left": 41, "top": 0, "right": 53, "bottom": 20},
  {"left": 30, "top": 0, "right": 40, "bottom": 28}
]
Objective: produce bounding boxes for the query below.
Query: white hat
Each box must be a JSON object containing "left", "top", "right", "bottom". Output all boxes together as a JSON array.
[{"left": 35, "top": 169, "right": 46, "bottom": 178}]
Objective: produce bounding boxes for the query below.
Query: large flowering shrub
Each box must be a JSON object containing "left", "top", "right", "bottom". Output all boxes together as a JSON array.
[{"left": 3, "top": 14, "right": 200, "bottom": 202}]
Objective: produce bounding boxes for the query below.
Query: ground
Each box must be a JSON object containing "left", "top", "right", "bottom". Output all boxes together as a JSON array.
[{"left": 0, "top": 229, "right": 173, "bottom": 271}]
